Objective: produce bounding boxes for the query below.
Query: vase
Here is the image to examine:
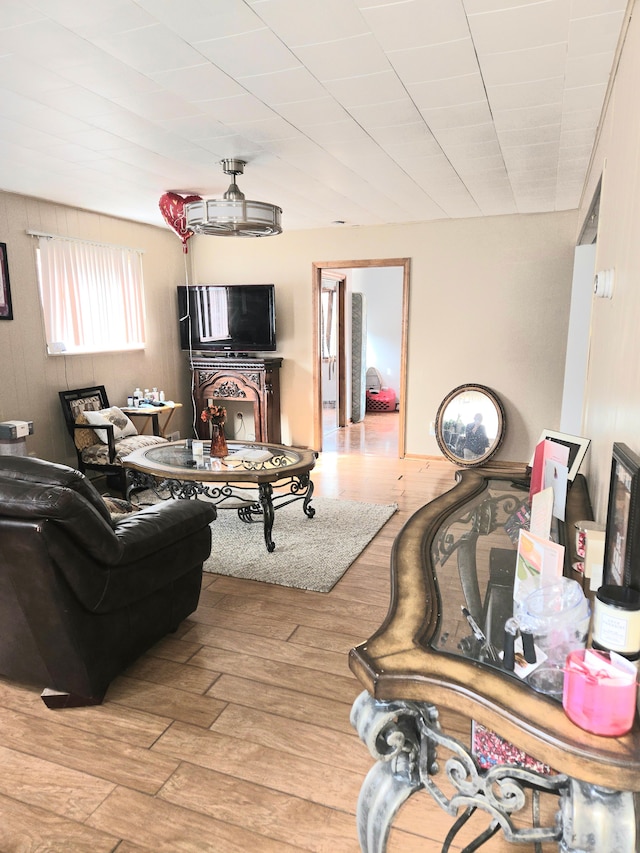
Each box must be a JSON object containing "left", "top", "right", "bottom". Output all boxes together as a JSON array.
[{"left": 210, "top": 423, "right": 228, "bottom": 458}]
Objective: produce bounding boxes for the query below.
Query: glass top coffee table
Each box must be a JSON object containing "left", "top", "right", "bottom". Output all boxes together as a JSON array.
[{"left": 123, "top": 440, "right": 317, "bottom": 552}]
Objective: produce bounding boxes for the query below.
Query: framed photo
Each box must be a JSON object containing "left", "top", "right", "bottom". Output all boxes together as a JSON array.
[
  {"left": 603, "top": 443, "right": 640, "bottom": 588},
  {"left": 0, "top": 242, "right": 12, "bottom": 320},
  {"left": 532, "top": 430, "right": 591, "bottom": 481}
]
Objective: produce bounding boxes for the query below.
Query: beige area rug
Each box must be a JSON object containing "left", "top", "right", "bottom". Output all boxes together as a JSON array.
[
  {"left": 134, "top": 491, "right": 397, "bottom": 592},
  {"left": 203, "top": 496, "right": 397, "bottom": 592}
]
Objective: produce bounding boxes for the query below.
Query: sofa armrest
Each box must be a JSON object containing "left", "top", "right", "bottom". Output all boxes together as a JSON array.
[
  {"left": 47, "top": 501, "right": 215, "bottom": 612},
  {"left": 113, "top": 501, "right": 216, "bottom": 563}
]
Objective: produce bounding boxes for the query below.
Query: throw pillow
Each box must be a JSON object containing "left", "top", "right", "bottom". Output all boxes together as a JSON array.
[
  {"left": 84, "top": 407, "right": 138, "bottom": 444},
  {"left": 74, "top": 412, "right": 100, "bottom": 450},
  {"left": 102, "top": 494, "right": 139, "bottom": 518}
]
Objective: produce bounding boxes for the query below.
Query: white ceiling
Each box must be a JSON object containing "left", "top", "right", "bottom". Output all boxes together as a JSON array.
[{"left": 0, "top": 0, "right": 630, "bottom": 232}]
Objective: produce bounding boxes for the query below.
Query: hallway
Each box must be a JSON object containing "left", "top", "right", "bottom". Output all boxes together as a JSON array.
[{"left": 321, "top": 410, "right": 400, "bottom": 457}]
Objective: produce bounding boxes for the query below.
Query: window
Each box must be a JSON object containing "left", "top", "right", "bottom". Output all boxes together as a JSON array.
[{"left": 35, "top": 234, "right": 146, "bottom": 355}]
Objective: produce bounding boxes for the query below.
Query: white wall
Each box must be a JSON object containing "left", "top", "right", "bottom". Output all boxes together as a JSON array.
[
  {"left": 189, "top": 211, "right": 578, "bottom": 463},
  {"left": 560, "top": 243, "right": 597, "bottom": 437},
  {"left": 575, "top": 4, "right": 640, "bottom": 520}
]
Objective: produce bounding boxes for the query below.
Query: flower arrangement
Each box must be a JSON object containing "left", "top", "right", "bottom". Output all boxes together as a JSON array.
[{"left": 200, "top": 403, "right": 227, "bottom": 426}]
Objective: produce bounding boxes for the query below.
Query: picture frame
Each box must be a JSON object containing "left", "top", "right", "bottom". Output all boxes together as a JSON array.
[
  {"left": 0, "top": 242, "right": 12, "bottom": 320},
  {"left": 532, "top": 429, "right": 591, "bottom": 481},
  {"left": 603, "top": 442, "right": 640, "bottom": 588}
]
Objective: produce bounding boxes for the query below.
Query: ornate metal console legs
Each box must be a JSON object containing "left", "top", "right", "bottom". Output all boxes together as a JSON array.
[
  {"left": 559, "top": 781, "right": 635, "bottom": 853},
  {"left": 350, "top": 691, "right": 636, "bottom": 853}
]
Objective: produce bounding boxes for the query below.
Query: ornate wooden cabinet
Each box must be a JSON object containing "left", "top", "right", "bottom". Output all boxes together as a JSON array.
[{"left": 191, "top": 357, "right": 282, "bottom": 444}]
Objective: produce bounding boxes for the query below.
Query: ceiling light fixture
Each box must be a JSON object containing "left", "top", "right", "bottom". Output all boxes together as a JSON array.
[{"left": 184, "top": 159, "right": 282, "bottom": 237}]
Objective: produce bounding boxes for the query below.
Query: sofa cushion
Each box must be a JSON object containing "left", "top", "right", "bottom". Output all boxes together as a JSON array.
[
  {"left": 74, "top": 412, "right": 100, "bottom": 450},
  {"left": 102, "top": 494, "right": 140, "bottom": 525},
  {"left": 102, "top": 495, "right": 138, "bottom": 516},
  {"left": 84, "top": 407, "right": 138, "bottom": 443},
  {"left": 68, "top": 394, "right": 103, "bottom": 419},
  {"left": 80, "top": 433, "right": 166, "bottom": 466}
]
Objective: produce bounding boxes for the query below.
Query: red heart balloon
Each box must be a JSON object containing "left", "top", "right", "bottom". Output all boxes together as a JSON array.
[{"left": 159, "top": 192, "right": 202, "bottom": 252}]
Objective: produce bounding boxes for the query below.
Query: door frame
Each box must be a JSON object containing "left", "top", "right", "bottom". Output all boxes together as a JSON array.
[
  {"left": 312, "top": 257, "right": 410, "bottom": 456},
  {"left": 320, "top": 272, "right": 347, "bottom": 430}
]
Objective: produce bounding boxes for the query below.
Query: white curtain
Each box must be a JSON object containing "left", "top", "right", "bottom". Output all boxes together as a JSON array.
[{"left": 37, "top": 236, "right": 145, "bottom": 354}]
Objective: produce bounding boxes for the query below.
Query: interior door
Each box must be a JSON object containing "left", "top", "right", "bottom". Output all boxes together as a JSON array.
[{"left": 312, "top": 258, "right": 410, "bottom": 455}]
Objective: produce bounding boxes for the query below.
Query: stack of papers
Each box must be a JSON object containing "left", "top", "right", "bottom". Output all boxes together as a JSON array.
[{"left": 230, "top": 448, "right": 272, "bottom": 463}]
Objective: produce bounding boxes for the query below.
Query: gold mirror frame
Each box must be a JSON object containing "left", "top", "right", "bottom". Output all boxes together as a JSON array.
[{"left": 435, "top": 384, "right": 506, "bottom": 467}]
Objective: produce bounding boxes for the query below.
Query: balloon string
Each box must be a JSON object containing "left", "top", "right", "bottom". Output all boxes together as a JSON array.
[{"left": 183, "top": 246, "right": 190, "bottom": 285}]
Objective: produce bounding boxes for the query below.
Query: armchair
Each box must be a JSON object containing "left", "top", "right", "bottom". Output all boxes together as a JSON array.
[
  {"left": 59, "top": 385, "right": 167, "bottom": 495},
  {"left": 0, "top": 455, "right": 216, "bottom": 707}
]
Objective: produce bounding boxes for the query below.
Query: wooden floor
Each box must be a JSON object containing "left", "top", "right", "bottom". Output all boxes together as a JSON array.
[{"left": 0, "top": 415, "right": 556, "bottom": 852}]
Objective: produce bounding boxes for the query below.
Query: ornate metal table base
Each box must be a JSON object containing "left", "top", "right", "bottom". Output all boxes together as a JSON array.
[
  {"left": 350, "top": 691, "right": 636, "bottom": 853},
  {"left": 129, "top": 469, "right": 314, "bottom": 552}
]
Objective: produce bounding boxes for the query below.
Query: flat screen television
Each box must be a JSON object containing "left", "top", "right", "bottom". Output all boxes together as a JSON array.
[{"left": 178, "top": 284, "right": 276, "bottom": 354}]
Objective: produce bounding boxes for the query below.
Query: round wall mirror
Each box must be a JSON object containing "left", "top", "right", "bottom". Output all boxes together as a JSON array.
[{"left": 435, "top": 384, "right": 506, "bottom": 467}]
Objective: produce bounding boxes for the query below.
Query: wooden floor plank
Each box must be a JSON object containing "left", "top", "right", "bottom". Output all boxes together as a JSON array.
[
  {"left": 185, "top": 624, "right": 351, "bottom": 676},
  {"left": 121, "top": 655, "right": 220, "bottom": 695},
  {"left": 0, "top": 678, "right": 172, "bottom": 748},
  {"left": 182, "top": 604, "right": 299, "bottom": 640},
  {"left": 152, "top": 721, "right": 366, "bottom": 813},
  {"left": 0, "top": 792, "right": 119, "bottom": 853},
  {"left": 207, "top": 704, "right": 371, "bottom": 774},
  {"left": 86, "top": 786, "right": 301, "bottom": 853},
  {"left": 0, "top": 744, "right": 114, "bottom": 821},
  {"left": 287, "top": 624, "right": 365, "bottom": 655},
  {"left": 206, "top": 673, "right": 355, "bottom": 734},
  {"left": 158, "top": 762, "right": 360, "bottom": 853},
  {"left": 107, "top": 676, "right": 227, "bottom": 728},
  {"left": 0, "top": 705, "right": 179, "bottom": 794},
  {"left": 187, "top": 647, "right": 360, "bottom": 704}
]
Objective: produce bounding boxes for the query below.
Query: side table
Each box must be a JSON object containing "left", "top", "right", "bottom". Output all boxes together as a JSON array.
[
  {"left": 349, "top": 467, "right": 639, "bottom": 852},
  {"left": 121, "top": 403, "right": 182, "bottom": 438}
]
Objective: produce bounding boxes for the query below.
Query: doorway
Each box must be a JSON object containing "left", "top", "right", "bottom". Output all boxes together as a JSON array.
[{"left": 312, "top": 258, "right": 410, "bottom": 456}]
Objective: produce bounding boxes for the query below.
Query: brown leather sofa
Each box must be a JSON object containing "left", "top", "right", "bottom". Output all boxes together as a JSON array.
[{"left": 0, "top": 455, "right": 216, "bottom": 707}]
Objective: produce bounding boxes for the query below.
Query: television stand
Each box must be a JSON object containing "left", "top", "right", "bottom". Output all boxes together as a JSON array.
[{"left": 190, "top": 356, "right": 282, "bottom": 444}]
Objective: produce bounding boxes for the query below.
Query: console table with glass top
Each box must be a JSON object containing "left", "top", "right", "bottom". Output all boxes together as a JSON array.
[
  {"left": 123, "top": 440, "right": 316, "bottom": 552},
  {"left": 349, "top": 466, "right": 639, "bottom": 853}
]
